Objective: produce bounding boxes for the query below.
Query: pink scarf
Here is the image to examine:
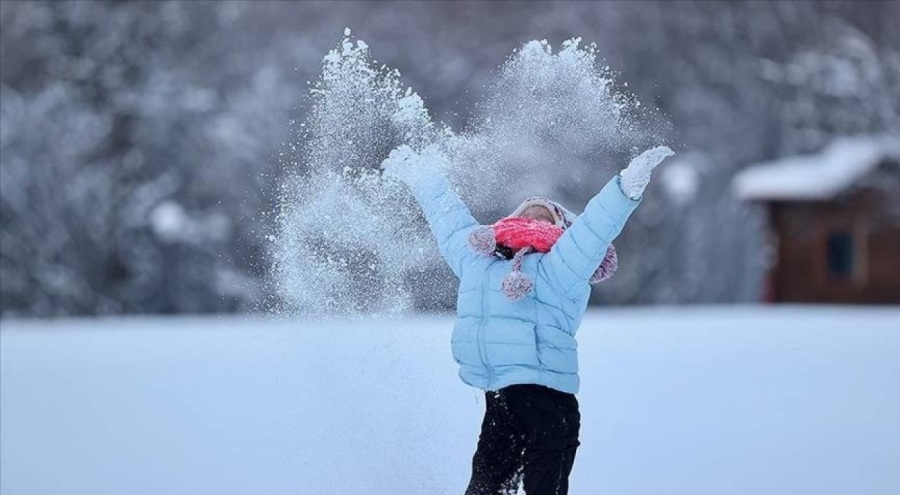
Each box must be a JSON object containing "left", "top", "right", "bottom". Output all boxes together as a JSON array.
[
  {"left": 493, "top": 217, "right": 564, "bottom": 253},
  {"left": 468, "top": 217, "right": 618, "bottom": 300}
]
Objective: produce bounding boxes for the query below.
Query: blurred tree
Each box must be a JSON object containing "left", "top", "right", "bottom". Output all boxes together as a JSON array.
[
  {"left": 0, "top": 2, "right": 298, "bottom": 315},
  {"left": 1, "top": 0, "right": 897, "bottom": 315}
]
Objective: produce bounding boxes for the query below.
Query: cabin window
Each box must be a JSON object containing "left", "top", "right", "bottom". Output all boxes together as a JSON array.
[{"left": 826, "top": 232, "right": 854, "bottom": 278}]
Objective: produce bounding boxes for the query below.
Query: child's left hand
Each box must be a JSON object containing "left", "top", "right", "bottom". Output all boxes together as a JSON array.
[{"left": 618, "top": 145, "right": 674, "bottom": 200}]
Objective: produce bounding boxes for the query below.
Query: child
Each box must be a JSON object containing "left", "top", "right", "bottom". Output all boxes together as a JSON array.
[{"left": 381, "top": 145, "right": 673, "bottom": 494}]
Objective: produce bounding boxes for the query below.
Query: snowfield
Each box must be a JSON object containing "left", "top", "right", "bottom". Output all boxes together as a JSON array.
[{"left": 2, "top": 306, "right": 898, "bottom": 495}]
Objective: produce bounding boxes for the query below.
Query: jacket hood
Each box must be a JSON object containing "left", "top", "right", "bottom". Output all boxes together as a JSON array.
[{"left": 508, "top": 197, "right": 577, "bottom": 230}]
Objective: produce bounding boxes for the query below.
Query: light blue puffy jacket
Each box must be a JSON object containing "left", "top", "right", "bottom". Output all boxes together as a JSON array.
[{"left": 405, "top": 173, "right": 641, "bottom": 394}]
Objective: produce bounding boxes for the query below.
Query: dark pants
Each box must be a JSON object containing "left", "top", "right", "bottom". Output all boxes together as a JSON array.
[{"left": 465, "top": 384, "right": 580, "bottom": 495}]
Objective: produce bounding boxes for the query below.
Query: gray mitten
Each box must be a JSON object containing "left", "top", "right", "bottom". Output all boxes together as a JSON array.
[
  {"left": 380, "top": 144, "right": 446, "bottom": 189},
  {"left": 618, "top": 146, "right": 674, "bottom": 200}
]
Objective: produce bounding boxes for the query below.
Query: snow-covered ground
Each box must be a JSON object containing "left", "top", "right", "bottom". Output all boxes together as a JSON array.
[{"left": 1, "top": 306, "right": 898, "bottom": 495}]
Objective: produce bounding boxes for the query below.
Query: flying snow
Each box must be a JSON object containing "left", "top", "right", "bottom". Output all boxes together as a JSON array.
[{"left": 272, "top": 30, "right": 668, "bottom": 317}]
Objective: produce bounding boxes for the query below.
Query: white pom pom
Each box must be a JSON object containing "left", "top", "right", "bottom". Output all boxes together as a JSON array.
[
  {"left": 468, "top": 225, "right": 496, "bottom": 255},
  {"left": 501, "top": 271, "right": 533, "bottom": 301}
]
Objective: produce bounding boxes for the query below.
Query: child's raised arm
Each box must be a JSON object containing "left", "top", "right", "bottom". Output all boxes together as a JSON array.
[
  {"left": 538, "top": 146, "right": 673, "bottom": 297},
  {"left": 381, "top": 145, "right": 481, "bottom": 278}
]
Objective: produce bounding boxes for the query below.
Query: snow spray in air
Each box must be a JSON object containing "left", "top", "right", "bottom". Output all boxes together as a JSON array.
[
  {"left": 271, "top": 29, "right": 667, "bottom": 317},
  {"left": 445, "top": 38, "right": 661, "bottom": 206}
]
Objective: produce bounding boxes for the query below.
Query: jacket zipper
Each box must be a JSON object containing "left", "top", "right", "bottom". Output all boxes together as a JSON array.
[{"left": 478, "top": 264, "right": 494, "bottom": 389}]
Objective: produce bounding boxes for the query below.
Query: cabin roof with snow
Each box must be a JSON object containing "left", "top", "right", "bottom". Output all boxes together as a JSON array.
[{"left": 733, "top": 135, "right": 900, "bottom": 201}]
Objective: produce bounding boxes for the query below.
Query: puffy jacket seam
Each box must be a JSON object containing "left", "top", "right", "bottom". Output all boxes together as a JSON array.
[
  {"left": 553, "top": 252, "right": 581, "bottom": 295},
  {"left": 577, "top": 216, "right": 605, "bottom": 246},
  {"left": 588, "top": 196, "right": 620, "bottom": 226},
  {"left": 570, "top": 220, "right": 611, "bottom": 269},
  {"left": 538, "top": 342, "right": 577, "bottom": 351},
  {"left": 530, "top": 297, "right": 544, "bottom": 372},
  {"left": 538, "top": 369, "right": 579, "bottom": 376},
  {"left": 483, "top": 315, "right": 535, "bottom": 325},
  {"left": 490, "top": 364, "right": 554, "bottom": 370},
  {"left": 551, "top": 245, "right": 579, "bottom": 277}
]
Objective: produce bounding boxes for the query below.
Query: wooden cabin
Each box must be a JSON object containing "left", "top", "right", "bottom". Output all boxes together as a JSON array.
[{"left": 734, "top": 136, "right": 900, "bottom": 304}]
